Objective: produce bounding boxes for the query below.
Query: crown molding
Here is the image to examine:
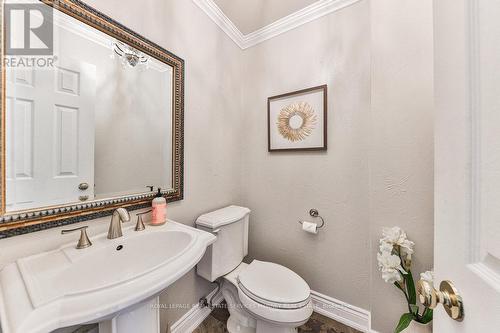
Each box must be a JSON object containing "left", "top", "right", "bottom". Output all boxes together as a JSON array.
[
  {"left": 192, "top": 0, "right": 245, "bottom": 48},
  {"left": 193, "top": 0, "right": 363, "bottom": 49}
]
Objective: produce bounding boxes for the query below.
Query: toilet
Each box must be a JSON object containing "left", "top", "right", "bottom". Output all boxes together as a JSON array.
[{"left": 196, "top": 205, "right": 313, "bottom": 333}]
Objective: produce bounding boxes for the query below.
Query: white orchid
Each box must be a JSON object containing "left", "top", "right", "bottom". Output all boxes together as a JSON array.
[
  {"left": 377, "top": 227, "right": 433, "bottom": 331},
  {"left": 377, "top": 251, "right": 407, "bottom": 283},
  {"left": 420, "top": 270, "right": 434, "bottom": 284},
  {"left": 381, "top": 226, "right": 415, "bottom": 259},
  {"left": 379, "top": 241, "right": 394, "bottom": 254}
]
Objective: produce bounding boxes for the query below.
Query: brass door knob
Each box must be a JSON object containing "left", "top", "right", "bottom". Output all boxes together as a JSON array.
[{"left": 417, "top": 279, "right": 464, "bottom": 321}]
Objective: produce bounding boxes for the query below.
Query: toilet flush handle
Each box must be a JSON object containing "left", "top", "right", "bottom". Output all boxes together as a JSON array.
[{"left": 211, "top": 228, "right": 221, "bottom": 234}]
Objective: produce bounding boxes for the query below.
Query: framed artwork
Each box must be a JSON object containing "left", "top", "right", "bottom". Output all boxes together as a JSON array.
[{"left": 268, "top": 85, "right": 327, "bottom": 152}]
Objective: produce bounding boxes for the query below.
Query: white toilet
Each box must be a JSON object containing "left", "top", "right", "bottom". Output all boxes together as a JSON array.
[{"left": 196, "top": 205, "right": 313, "bottom": 333}]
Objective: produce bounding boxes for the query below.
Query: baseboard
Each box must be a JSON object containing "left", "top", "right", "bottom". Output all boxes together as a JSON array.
[
  {"left": 170, "top": 289, "right": 374, "bottom": 333},
  {"left": 310, "top": 290, "right": 371, "bottom": 332},
  {"left": 169, "top": 288, "right": 224, "bottom": 333}
]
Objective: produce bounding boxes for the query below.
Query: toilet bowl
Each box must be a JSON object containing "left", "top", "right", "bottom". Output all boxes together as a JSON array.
[
  {"left": 195, "top": 206, "right": 313, "bottom": 333},
  {"left": 222, "top": 261, "right": 312, "bottom": 333}
]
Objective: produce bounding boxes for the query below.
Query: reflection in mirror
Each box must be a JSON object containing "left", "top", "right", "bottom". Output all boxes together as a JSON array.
[{"left": 5, "top": 6, "right": 173, "bottom": 212}]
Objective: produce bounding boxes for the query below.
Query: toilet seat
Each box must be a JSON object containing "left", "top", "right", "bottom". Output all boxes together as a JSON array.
[
  {"left": 221, "top": 261, "right": 313, "bottom": 330},
  {"left": 231, "top": 260, "right": 312, "bottom": 325},
  {"left": 237, "top": 260, "right": 310, "bottom": 309}
]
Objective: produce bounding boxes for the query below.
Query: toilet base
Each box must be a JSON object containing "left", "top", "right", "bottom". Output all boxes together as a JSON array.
[
  {"left": 225, "top": 314, "right": 298, "bottom": 333},
  {"left": 256, "top": 320, "right": 297, "bottom": 333},
  {"left": 222, "top": 280, "right": 256, "bottom": 333},
  {"left": 226, "top": 315, "right": 255, "bottom": 333}
]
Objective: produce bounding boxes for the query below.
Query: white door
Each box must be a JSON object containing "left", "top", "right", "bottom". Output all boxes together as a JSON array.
[
  {"left": 434, "top": 0, "right": 500, "bottom": 331},
  {"left": 6, "top": 58, "right": 96, "bottom": 211}
]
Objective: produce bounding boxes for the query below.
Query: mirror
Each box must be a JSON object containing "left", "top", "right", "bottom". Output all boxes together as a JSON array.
[{"left": 0, "top": 0, "right": 183, "bottom": 232}]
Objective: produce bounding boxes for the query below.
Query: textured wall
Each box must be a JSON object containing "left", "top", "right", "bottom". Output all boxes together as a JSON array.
[
  {"left": 369, "top": 0, "right": 434, "bottom": 332},
  {"left": 240, "top": 0, "right": 371, "bottom": 310}
]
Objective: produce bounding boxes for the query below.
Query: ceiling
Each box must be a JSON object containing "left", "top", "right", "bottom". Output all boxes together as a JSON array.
[{"left": 212, "top": 0, "right": 318, "bottom": 35}]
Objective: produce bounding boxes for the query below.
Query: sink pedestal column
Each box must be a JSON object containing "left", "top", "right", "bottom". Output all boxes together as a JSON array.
[{"left": 99, "top": 297, "right": 160, "bottom": 333}]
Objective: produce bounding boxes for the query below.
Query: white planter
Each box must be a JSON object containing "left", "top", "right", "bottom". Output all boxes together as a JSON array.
[{"left": 402, "top": 320, "right": 432, "bottom": 333}]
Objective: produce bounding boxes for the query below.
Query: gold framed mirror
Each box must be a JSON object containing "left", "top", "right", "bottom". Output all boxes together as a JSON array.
[{"left": 0, "top": 0, "right": 184, "bottom": 236}]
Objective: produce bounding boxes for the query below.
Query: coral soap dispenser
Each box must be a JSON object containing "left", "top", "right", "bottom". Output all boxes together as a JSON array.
[{"left": 151, "top": 188, "right": 167, "bottom": 225}]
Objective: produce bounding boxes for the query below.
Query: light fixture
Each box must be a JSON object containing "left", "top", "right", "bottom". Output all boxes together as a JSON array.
[{"left": 112, "top": 41, "right": 148, "bottom": 68}]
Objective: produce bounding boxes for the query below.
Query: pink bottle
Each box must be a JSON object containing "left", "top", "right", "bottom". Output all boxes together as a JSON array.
[{"left": 151, "top": 188, "right": 167, "bottom": 225}]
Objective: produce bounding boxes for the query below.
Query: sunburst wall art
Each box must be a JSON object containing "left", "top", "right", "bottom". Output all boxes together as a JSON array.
[{"left": 268, "top": 85, "right": 327, "bottom": 151}]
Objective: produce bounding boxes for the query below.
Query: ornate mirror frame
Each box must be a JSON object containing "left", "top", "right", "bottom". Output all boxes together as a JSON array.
[{"left": 0, "top": 0, "right": 184, "bottom": 237}]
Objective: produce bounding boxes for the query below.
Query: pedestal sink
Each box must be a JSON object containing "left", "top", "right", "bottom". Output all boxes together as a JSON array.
[{"left": 0, "top": 220, "right": 216, "bottom": 333}]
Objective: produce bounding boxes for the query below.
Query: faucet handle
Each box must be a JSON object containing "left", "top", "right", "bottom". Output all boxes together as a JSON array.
[
  {"left": 135, "top": 210, "right": 152, "bottom": 231},
  {"left": 61, "top": 226, "right": 92, "bottom": 249}
]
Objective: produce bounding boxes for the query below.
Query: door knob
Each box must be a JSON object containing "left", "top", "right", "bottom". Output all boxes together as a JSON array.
[
  {"left": 78, "top": 182, "right": 89, "bottom": 190},
  {"left": 417, "top": 279, "right": 464, "bottom": 321}
]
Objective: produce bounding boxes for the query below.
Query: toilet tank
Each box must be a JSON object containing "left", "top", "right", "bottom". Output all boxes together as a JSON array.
[{"left": 195, "top": 205, "right": 251, "bottom": 282}]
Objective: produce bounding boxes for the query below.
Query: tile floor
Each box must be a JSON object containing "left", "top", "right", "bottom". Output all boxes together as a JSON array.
[{"left": 193, "top": 302, "right": 362, "bottom": 333}]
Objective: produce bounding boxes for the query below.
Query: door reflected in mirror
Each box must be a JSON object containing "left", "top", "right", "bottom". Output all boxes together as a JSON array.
[{"left": 5, "top": 7, "right": 174, "bottom": 212}]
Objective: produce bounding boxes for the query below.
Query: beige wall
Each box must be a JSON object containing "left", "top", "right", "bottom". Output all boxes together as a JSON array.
[
  {"left": 239, "top": 0, "right": 434, "bottom": 331},
  {"left": 240, "top": 0, "right": 371, "bottom": 309},
  {"left": 369, "top": 0, "right": 434, "bottom": 332}
]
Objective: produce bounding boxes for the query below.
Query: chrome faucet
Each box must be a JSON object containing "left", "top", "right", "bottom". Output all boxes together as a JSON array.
[{"left": 107, "top": 208, "right": 131, "bottom": 239}]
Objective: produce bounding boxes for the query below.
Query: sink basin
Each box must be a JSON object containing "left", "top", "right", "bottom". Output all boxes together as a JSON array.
[
  {"left": 18, "top": 230, "right": 194, "bottom": 308},
  {"left": 0, "top": 220, "right": 216, "bottom": 333}
]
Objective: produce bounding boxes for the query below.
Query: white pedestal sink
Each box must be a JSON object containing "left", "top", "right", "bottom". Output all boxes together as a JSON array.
[{"left": 0, "top": 220, "right": 216, "bottom": 333}]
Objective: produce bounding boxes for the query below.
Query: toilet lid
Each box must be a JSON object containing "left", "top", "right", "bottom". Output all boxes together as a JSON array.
[
  {"left": 237, "top": 260, "right": 310, "bottom": 309},
  {"left": 196, "top": 205, "right": 250, "bottom": 229}
]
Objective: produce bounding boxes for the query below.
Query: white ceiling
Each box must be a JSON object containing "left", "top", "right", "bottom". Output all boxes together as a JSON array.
[{"left": 212, "top": 0, "right": 318, "bottom": 35}]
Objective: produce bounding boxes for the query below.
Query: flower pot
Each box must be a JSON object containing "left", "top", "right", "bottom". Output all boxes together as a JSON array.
[{"left": 402, "top": 320, "right": 432, "bottom": 333}]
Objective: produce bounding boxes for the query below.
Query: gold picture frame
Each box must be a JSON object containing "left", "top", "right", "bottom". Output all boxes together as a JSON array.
[{"left": 268, "top": 85, "right": 327, "bottom": 152}]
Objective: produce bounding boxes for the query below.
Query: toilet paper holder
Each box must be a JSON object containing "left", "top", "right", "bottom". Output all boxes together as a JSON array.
[{"left": 298, "top": 209, "right": 325, "bottom": 229}]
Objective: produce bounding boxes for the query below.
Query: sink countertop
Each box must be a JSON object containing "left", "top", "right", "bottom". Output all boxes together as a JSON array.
[
  {"left": 0, "top": 220, "right": 216, "bottom": 333},
  {"left": 0, "top": 209, "right": 154, "bottom": 271}
]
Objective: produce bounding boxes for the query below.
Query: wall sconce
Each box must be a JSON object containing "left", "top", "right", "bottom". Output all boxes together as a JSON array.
[{"left": 112, "top": 41, "right": 148, "bottom": 68}]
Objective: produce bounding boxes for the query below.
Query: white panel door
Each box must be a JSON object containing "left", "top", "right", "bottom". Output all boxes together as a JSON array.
[
  {"left": 434, "top": 0, "right": 500, "bottom": 331},
  {"left": 6, "top": 67, "right": 50, "bottom": 210},
  {"left": 6, "top": 59, "right": 96, "bottom": 211},
  {"left": 49, "top": 58, "right": 96, "bottom": 205}
]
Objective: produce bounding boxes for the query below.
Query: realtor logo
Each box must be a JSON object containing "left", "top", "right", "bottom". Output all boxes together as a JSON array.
[{"left": 5, "top": 3, "right": 53, "bottom": 55}]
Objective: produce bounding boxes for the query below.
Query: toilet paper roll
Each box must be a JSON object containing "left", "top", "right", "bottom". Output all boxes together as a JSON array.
[{"left": 302, "top": 221, "right": 318, "bottom": 234}]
